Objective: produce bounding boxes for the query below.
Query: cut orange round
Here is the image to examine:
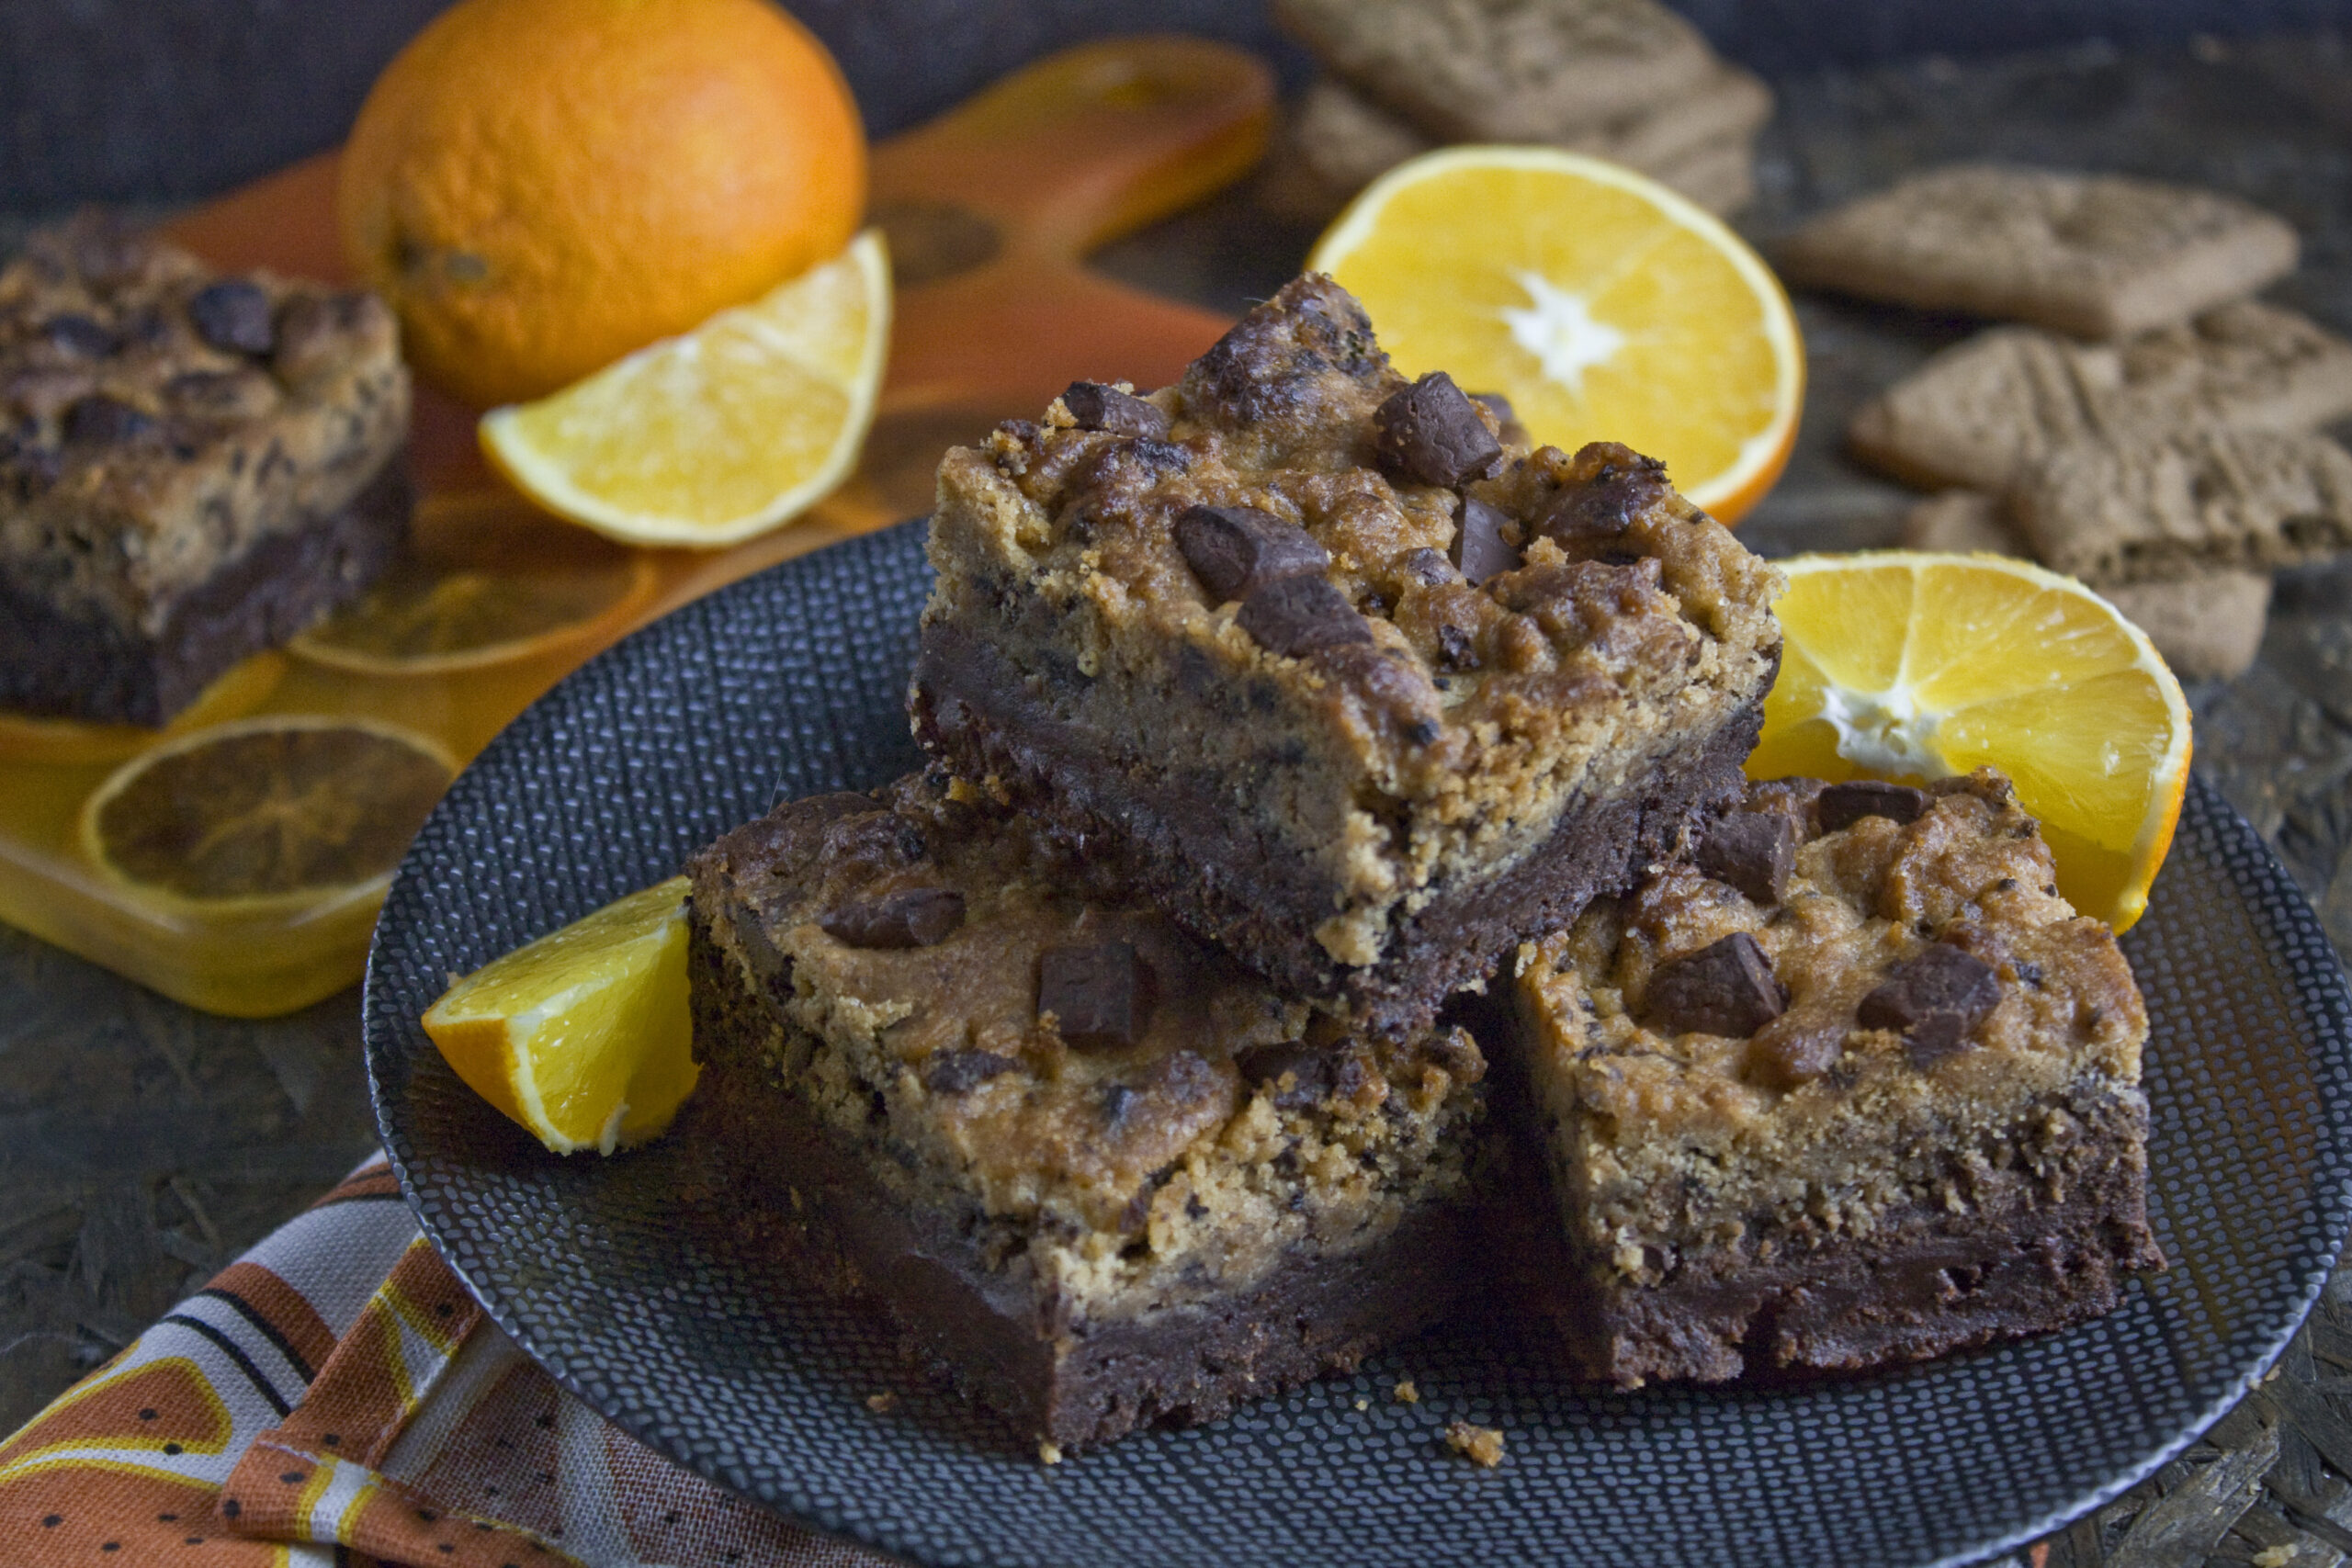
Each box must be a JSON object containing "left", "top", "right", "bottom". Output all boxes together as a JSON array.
[
  {"left": 289, "top": 491, "right": 659, "bottom": 676},
  {"left": 422, "top": 876, "right": 696, "bottom": 1155},
  {"left": 0, "top": 652, "right": 287, "bottom": 767},
  {"left": 80, "top": 716, "right": 455, "bottom": 916},
  {"left": 1750, "top": 551, "right": 2192, "bottom": 931},
  {"left": 481, "top": 229, "right": 890, "bottom": 547},
  {"left": 1306, "top": 146, "right": 1803, "bottom": 525}
]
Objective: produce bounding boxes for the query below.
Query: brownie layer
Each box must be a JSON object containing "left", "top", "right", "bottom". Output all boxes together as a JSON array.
[
  {"left": 686, "top": 921, "right": 1483, "bottom": 1450},
  {"left": 914, "top": 621, "right": 1769, "bottom": 1035},
  {"left": 0, "top": 457, "right": 409, "bottom": 724},
  {"left": 1539, "top": 1094, "right": 2160, "bottom": 1385}
]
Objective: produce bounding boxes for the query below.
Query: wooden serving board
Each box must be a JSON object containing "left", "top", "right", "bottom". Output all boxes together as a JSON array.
[{"left": 164, "top": 34, "right": 1273, "bottom": 613}]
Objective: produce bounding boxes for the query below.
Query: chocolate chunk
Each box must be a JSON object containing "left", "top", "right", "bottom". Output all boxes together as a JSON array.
[
  {"left": 1696, "top": 812, "right": 1798, "bottom": 905},
  {"left": 1175, "top": 505, "right": 1330, "bottom": 602},
  {"left": 1453, "top": 495, "right": 1521, "bottom": 584},
  {"left": 1818, "top": 780, "right": 1931, "bottom": 831},
  {"left": 1436, "top": 623, "right": 1478, "bottom": 671},
  {"left": 1469, "top": 391, "right": 1515, "bottom": 425},
  {"left": 1639, "top": 931, "right": 1788, "bottom": 1039},
  {"left": 1398, "top": 547, "right": 1459, "bottom": 586},
  {"left": 1536, "top": 454, "right": 1670, "bottom": 549},
  {"left": 1038, "top": 941, "right": 1151, "bottom": 1049},
  {"left": 1374, "top": 372, "right": 1503, "bottom": 488},
  {"left": 62, "top": 394, "right": 157, "bottom": 446},
  {"left": 1746, "top": 1020, "right": 1848, "bottom": 1092},
  {"left": 187, "top": 280, "right": 277, "bottom": 356},
  {"left": 1860, "top": 944, "right": 2002, "bottom": 1066},
  {"left": 820, "top": 886, "right": 966, "bottom": 949},
  {"left": 40, "top": 313, "right": 115, "bottom": 359},
  {"left": 922, "top": 1049, "right": 1019, "bottom": 1095},
  {"left": 1062, "top": 381, "right": 1170, "bottom": 438},
  {"left": 1236, "top": 574, "right": 1374, "bottom": 658},
  {"left": 1235, "top": 1040, "right": 1335, "bottom": 1110}
]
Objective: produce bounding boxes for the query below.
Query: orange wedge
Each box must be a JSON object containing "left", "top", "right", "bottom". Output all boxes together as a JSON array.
[
  {"left": 422, "top": 876, "right": 697, "bottom": 1155},
  {"left": 1750, "top": 551, "right": 2192, "bottom": 931},
  {"left": 481, "top": 229, "right": 889, "bottom": 547},
  {"left": 1306, "top": 146, "right": 1803, "bottom": 524}
]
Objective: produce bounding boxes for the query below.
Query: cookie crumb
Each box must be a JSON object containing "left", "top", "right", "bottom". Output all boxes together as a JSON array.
[
  {"left": 1354, "top": 1398, "right": 1370, "bottom": 1412},
  {"left": 1393, "top": 1379, "right": 1419, "bottom": 1404},
  {"left": 2253, "top": 1546, "right": 2300, "bottom": 1567},
  {"left": 1037, "top": 1440, "right": 1063, "bottom": 1466},
  {"left": 865, "top": 1393, "right": 897, "bottom": 1414},
  {"left": 1444, "top": 1419, "right": 1505, "bottom": 1467}
]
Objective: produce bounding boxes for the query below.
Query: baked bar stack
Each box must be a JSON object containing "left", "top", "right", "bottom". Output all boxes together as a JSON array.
[
  {"left": 1258, "top": 0, "right": 1772, "bottom": 220},
  {"left": 684, "top": 272, "right": 2158, "bottom": 1450},
  {"left": 684, "top": 273, "right": 1780, "bottom": 1449},
  {"left": 1783, "top": 164, "right": 2352, "bottom": 680},
  {"left": 0, "top": 214, "right": 411, "bottom": 724}
]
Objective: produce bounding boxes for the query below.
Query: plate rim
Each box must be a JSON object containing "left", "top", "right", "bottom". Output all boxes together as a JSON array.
[{"left": 364, "top": 525, "right": 2352, "bottom": 1568}]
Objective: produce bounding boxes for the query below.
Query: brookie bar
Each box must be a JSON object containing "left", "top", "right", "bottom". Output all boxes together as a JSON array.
[{"left": 910, "top": 274, "right": 1782, "bottom": 1034}]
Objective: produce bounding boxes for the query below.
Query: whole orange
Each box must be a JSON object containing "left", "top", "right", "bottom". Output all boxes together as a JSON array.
[{"left": 337, "top": 0, "right": 865, "bottom": 409}]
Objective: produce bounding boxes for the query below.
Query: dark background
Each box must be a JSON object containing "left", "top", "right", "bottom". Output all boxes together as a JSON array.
[{"left": 5, "top": 0, "right": 2352, "bottom": 210}]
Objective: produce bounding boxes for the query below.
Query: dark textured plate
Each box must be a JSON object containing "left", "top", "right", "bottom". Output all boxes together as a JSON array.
[{"left": 366, "top": 520, "right": 2352, "bottom": 1568}]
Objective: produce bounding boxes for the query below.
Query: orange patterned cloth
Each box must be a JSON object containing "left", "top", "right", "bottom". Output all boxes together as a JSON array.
[{"left": 1, "top": 1158, "right": 891, "bottom": 1567}]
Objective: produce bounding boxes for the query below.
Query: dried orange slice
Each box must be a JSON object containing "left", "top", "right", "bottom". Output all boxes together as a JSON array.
[
  {"left": 423, "top": 876, "right": 696, "bottom": 1154},
  {"left": 289, "top": 491, "right": 658, "bottom": 676},
  {"left": 0, "top": 652, "right": 287, "bottom": 766},
  {"left": 1307, "top": 146, "right": 1803, "bottom": 524},
  {"left": 80, "top": 716, "right": 455, "bottom": 915},
  {"left": 480, "top": 229, "right": 889, "bottom": 547},
  {"left": 1749, "top": 551, "right": 2192, "bottom": 931}
]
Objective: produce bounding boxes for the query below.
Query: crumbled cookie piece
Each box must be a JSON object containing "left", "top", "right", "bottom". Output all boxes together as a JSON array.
[{"left": 1444, "top": 1419, "right": 1506, "bottom": 1466}]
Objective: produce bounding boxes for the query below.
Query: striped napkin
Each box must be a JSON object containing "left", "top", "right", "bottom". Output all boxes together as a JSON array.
[{"left": 1, "top": 1158, "right": 888, "bottom": 1567}]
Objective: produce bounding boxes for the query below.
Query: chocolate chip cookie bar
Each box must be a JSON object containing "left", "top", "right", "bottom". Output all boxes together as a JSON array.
[
  {"left": 1512, "top": 770, "right": 2162, "bottom": 1387},
  {"left": 684, "top": 773, "right": 1494, "bottom": 1450},
  {"left": 0, "top": 214, "right": 410, "bottom": 724},
  {"left": 911, "top": 275, "right": 1782, "bottom": 1034}
]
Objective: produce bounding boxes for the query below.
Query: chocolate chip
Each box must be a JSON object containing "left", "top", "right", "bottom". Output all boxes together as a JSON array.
[
  {"left": 187, "top": 280, "right": 277, "bottom": 356},
  {"left": 62, "top": 395, "right": 157, "bottom": 446},
  {"left": 1536, "top": 454, "right": 1670, "bottom": 549},
  {"left": 1038, "top": 941, "right": 1151, "bottom": 1049},
  {"left": 820, "top": 887, "right": 965, "bottom": 949},
  {"left": 1818, "top": 780, "right": 1931, "bottom": 832},
  {"left": 1696, "top": 812, "right": 1798, "bottom": 905},
  {"left": 1453, "top": 495, "right": 1521, "bottom": 584},
  {"left": 1374, "top": 372, "right": 1502, "bottom": 488},
  {"left": 1859, "top": 943, "right": 2002, "bottom": 1067},
  {"left": 1236, "top": 574, "right": 1374, "bottom": 658},
  {"left": 1746, "top": 1020, "right": 1847, "bottom": 1092},
  {"left": 40, "top": 313, "right": 115, "bottom": 359},
  {"left": 922, "top": 1049, "right": 1019, "bottom": 1095},
  {"left": 1062, "top": 380, "right": 1169, "bottom": 438},
  {"left": 1235, "top": 1040, "right": 1335, "bottom": 1110},
  {"left": 1436, "top": 623, "right": 1477, "bottom": 670},
  {"left": 1398, "top": 547, "right": 1459, "bottom": 586},
  {"left": 1174, "top": 504, "right": 1330, "bottom": 602},
  {"left": 1639, "top": 931, "right": 1787, "bottom": 1039}
]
